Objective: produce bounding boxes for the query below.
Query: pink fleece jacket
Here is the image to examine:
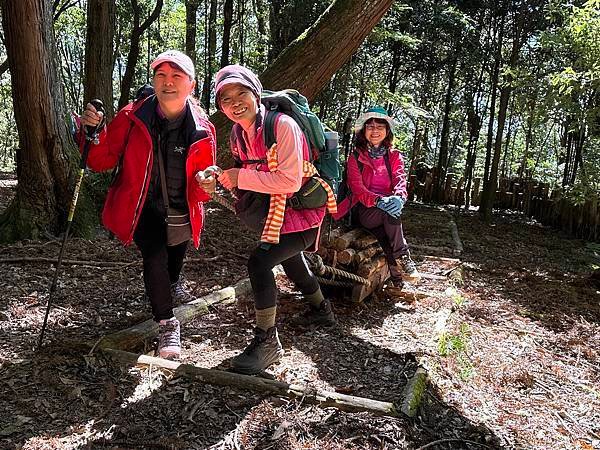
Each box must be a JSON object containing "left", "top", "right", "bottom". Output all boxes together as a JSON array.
[
  {"left": 232, "top": 106, "right": 326, "bottom": 234},
  {"left": 333, "top": 147, "right": 407, "bottom": 220}
]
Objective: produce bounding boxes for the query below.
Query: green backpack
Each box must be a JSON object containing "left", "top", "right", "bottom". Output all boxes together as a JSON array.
[{"left": 261, "top": 89, "right": 341, "bottom": 194}]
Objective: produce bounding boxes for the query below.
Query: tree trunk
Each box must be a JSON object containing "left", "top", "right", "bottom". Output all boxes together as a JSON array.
[
  {"left": 201, "top": 0, "right": 217, "bottom": 111},
  {"left": 84, "top": 0, "right": 116, "bottom": 118},
  {"left": 117, "top": 0, "right": 163, "bottom": 110},
  {"left": 185, "top": 0, "right": 200, "bottom": 65},
  {"left": 221, "top": 0, "right": 233, "bottom": 67},
  {"left": 480, "top": 23, "right": 521, "bottom": 222},
  {"left": 252, "top": 0, "right": 268, "bottom": 66},
  {"left": 185, "top": 0, "right": 200, "bottom": 96},
  {"left": 261, "top": 0, "right": 394, "bottom": 101},
  {"left": 433, "top": 59, "right": 457, "bottom": 202},
  {"left": 0, "top": 0, "right": 96, "bottom": 242}
]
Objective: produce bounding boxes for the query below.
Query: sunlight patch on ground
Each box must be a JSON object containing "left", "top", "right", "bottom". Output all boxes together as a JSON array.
[{"left": 121, "top": 365, "right": 168, "bottom": 408}]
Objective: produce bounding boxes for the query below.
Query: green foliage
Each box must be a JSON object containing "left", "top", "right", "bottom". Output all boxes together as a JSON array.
[{"left": 438, "top": 322, "right": 474, "bottom": 381}]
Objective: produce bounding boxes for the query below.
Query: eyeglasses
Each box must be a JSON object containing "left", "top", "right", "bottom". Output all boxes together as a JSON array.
[{"left": 365, "top": 124, "right": 387, "bottom": 131}]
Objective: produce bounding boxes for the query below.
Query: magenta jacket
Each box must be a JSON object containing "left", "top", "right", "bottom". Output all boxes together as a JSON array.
[{"left": 333, "top": 146, "right": 407, "bottom": 220}]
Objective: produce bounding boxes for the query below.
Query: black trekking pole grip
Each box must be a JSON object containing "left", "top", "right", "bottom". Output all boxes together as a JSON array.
[{"left": 81, "top": 99, "right": 105, "bottom": 169}]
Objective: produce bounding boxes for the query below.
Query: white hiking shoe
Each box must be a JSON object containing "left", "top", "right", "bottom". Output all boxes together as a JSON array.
[{"left": 158, "top": 317, "right": 180, "bottom": 360}]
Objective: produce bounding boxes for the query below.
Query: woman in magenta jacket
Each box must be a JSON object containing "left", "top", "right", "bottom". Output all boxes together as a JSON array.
[
  {"left": 334, "top": 106, "right": 420, "bottom": 291},
  {"left": 80, "top": 50, "right": 216, "bottom": 360}
]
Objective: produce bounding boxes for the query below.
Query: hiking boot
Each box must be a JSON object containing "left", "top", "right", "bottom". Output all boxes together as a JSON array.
[
  {"left": 291, "top": 298, "right": 337, "bottom": 327},
  {"left": 231, "top": 326, "right": 284, "bottom": 375},
  {"left": 158, "top": 317, "right": 181, "bottom": 360},
  {"left": 170, "top": 280, "right": 193, "bottom": 305},
  {"left": 384, "top": 277, "right": 404, "bottom": 297},
  {"left": 398, "top": 254, "right": 421, "bottom": 283}
]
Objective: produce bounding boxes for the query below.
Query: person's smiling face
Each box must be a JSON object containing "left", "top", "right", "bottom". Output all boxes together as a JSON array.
[
  {"left": 219, "top": 84, "right": 259, "bottom": 129},
  {"left": 364, "top": 119, "right": 388, "bottom": 147},
  {"left": 153, "top": 63, "right": 195, "bottom": 116}
]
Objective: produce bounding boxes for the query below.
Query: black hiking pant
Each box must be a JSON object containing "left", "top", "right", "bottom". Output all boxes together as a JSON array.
[
  {"left": 248, "top": 227, "right": 320, "bottom": 311},
  {"left": 134, "top": 206, "right": 188, "bottom": 321}
]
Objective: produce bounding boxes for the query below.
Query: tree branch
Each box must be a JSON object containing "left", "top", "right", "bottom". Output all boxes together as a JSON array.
[{"left": 0, "top": 58, "right": 8, "bottom": 77}]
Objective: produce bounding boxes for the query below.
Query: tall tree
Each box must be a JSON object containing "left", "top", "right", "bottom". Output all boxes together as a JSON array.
[
  {"left": 201, "top": 0, "right": 217, "bottom": 111},
  {"left": 221, "top": 0, "right": 233, "bottom": 67},
  {"left": 117, "top": 0, "right": 163, "bottom": 109},
  {"left": 185, "top": 0, "right": 200, "bottom": 96},
  {"left": 84, "top": 0, "right": 116, "bottom": 118},
  {"left": 0, "top": 0, "right": 96, "bottom": 241}
]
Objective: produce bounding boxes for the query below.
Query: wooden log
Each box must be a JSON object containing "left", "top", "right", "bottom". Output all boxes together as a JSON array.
[
  {"left": 352, "top": 264, "right": 389, "bottom": 303},
  {"left": 332, "top": 228, "right": 367, "bottom": 251},
  {"left": 337, "top": 248, "right": 356, "bottom": 265},
  {"left": 400, "top": 367, "right": 428, "bottom": 418},
  {"left": 354, "top": 244, "right": 381, "bottom": 265},
  {"left": 357, "top": 255, "right": 387, "bottom": 278},
  {"left": 423, "top": 255, "right": 461, "bottom": 263},
  {"left": 105, "top": 349, "right": 398, "bottom": 417},
  {"left": 95, "top": 277, "right": 255, "bottom": 352},
  {"left": 323, "top": 227, "right": 343, "bottom": 247},
  {"left": 391, "top": 289, "right": 436, "bottom": 303},
  {"left": 352, "top": 234, "right": 379, "bottom": 250},
  {"left": 448, "top": 219, "right": 463, "bottom": 256},
  {"left": 419, "top": 273, "right": 447, "bottom": 281},
  {"left": 411, "top": 244, "right": 454, "bottom": 255}
]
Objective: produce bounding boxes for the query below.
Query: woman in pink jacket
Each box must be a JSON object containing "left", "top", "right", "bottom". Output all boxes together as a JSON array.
[
  {"left": 207, "top": 65, "right": 336, "bottom": 375},
  {"left": 334, "top": 107, "right": 420, "bottom": 292}
]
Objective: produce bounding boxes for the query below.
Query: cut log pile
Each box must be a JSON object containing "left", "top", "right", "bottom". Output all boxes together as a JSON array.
[{"left": 319, "top": 228, "right": 390, "bottom": 302}]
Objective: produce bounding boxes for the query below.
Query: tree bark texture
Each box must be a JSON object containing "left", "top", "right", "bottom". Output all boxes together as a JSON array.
[
  {"left": 201, "top": 0, "right": 217, "bottom": 111},
  {"left": 433, "top": 59, "right": 456, "bottom": 202},
  {"left": 0, "top": 0, "right": 95, "bottom": 241},
  {"left": 84, "top": 0, "right": 116, "bottom": 118},
  {"left": 185, "top": 0, "right": 200, "bottom": 66},
  {"left": 261, "top": 0, "right": 394, "bottom": 102},
  {"left": 221, "top": 0, "right": 233, "bottom": 67},
  {"left": 185, "top": 0, "right": 200, "bottom": 97}
]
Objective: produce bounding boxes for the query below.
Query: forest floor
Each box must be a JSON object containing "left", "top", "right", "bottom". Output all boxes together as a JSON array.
[{"left": 0, "top": 173, "right": 599, "bottom": 450}]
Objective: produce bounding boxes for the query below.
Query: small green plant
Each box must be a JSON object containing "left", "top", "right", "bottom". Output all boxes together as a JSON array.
[
  {"left": 452, "top": 293, "right": 467, "bottom": 308},
  {"left": 437, "top": 323, "right": 474, "bottom": 381}
]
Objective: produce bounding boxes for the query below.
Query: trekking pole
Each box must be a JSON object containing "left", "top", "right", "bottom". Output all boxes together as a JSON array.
[{"left": 37, "top": 99, "right": 105, "bottom": 350}]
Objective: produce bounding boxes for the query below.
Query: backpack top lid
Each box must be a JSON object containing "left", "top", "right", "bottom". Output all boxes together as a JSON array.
[{"left": 261, "top": 89, "right": 326, "bottom": 153}]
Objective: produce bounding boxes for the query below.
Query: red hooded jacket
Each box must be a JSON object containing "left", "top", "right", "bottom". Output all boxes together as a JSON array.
[{"left": 81, "top": 96, "right": 216, "bottom": 248}]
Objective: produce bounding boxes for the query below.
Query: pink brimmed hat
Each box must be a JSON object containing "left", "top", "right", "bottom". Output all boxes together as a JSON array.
[{"left": 151, "top": 50, "right": 195, "bottom": 79}]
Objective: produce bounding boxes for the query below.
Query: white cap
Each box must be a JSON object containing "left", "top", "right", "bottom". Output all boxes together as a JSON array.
[{"left": 150, "top": 50, "right": 195, "bottom": 79}]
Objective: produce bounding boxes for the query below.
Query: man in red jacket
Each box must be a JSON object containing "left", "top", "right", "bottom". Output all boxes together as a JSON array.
[{"left": 80, "top": 50, "right": 216, "bottom": 359}]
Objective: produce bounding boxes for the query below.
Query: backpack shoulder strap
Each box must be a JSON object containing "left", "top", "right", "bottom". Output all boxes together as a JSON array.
[
  {"left": 353, "top": 150, "right": 364, "bottom": 173},
  {"left": 383, "top": 151, "right": 393, "bottom": 180},
  {"left": 262, "top": 109, "right": 280, "bottom": 150}
]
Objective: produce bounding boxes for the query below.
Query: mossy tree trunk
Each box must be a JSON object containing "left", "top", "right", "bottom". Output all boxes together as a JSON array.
[
  {"left": 0, "top": 0, "right": 97, "bottom": 243},
  {"left": 214, "top": 0, "right": 394, "bottom": 166}
]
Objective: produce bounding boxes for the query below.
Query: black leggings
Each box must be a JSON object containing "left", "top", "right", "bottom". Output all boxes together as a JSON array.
[
  {"left": 134, "top": 206, "right": 188, "bottom": 321},
  {"left": 248, "top": 228, "right": 320, "bottom": 310}
]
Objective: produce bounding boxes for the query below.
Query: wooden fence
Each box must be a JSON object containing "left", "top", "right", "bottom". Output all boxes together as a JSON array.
[{"left": 408, "top": 173, "right": 600, "bottom": 242}]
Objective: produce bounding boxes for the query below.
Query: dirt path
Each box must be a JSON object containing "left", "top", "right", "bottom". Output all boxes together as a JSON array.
[{"left": 0, "top": 179, "right": 598, "bottom": 449}]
